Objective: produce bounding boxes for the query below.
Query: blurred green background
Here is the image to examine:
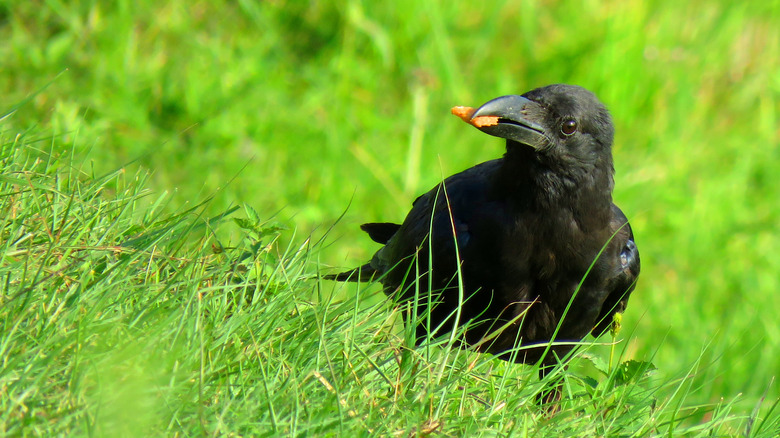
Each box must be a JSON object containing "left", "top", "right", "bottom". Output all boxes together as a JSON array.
[{"left": 2, "top": 0, "right": 778, "bottom": 412}]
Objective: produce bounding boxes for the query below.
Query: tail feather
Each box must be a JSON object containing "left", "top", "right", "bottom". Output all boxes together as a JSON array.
[
  {"left": 360, "top": 222, "right": 400, "bottom": 244},
  {"left": 323, "top": 263, "right": 378, "bottom": 282}
]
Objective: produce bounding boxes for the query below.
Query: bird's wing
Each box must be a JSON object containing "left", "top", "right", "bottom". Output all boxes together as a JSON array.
[
  {"left": 592, "top": 204, "right": 640, "bottom": 336},
  {"left": 327, "top": 160, "right": 500, "bottom": 282},
  {"left": 371, "top": 159, "right": 505, "bottom": 290}
]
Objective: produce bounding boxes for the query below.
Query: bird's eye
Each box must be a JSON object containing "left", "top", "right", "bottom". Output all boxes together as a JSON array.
[{"left": 561, "top": 119, "right": 577, "bottom": 136}]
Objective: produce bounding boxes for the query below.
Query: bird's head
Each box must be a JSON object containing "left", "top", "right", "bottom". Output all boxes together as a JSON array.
[{"left": 453, "top": 84, "right": 614, "bottom": 167}]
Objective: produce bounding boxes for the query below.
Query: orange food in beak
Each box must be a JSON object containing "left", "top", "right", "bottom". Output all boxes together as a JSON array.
[{"left": 450, "top": 106, "right": 499, "bottom": 128}]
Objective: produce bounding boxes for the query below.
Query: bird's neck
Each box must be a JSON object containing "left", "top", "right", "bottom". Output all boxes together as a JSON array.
[{"left": 498, "top": 143, "right": 614, "bottom": 231}]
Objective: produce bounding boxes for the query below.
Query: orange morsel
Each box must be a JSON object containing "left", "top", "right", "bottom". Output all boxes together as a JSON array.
[
  {"left": 451, "top": 106, "right": 475, "bottom": 121},
  {"left": 450, "top": 106, "right": 499, "bottom": 128},
  {"left": 471, "top": 115, "right": 499, "bottom": 127}
]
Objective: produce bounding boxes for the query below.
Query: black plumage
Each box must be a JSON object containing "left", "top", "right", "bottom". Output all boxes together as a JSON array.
[{"left": 328, "top": 84, "right": 639, "bottom": 378}]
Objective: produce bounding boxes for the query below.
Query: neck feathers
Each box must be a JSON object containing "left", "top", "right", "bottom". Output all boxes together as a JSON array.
[{"left": 498, "top": 144, "right": 614, "bottom": 231}]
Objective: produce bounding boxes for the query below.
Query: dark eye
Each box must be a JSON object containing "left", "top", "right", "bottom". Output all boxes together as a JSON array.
[{"left": 561, "top": 119, "right": 577, "bottom": 136}]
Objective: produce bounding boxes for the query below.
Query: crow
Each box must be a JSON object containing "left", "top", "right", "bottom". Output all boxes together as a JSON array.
[{"left": 327, "top": 84, "right": 640, "bottom": 400}]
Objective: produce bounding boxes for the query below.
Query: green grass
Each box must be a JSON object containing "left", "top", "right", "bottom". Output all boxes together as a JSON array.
[
  {"left": 1, "top": 132, "right": 776, "bottom": 437},
  {"left": 1, "top": 0, "right": 779, "bottom": 436}
]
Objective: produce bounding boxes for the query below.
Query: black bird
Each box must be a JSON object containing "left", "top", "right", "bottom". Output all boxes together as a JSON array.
[{"left": 327, "top": 84, "right": 640, "bottom": 392}]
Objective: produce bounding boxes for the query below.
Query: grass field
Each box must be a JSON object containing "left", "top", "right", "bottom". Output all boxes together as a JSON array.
[{"left": 2, "top": 0, "right": 779, "bottom": 436}]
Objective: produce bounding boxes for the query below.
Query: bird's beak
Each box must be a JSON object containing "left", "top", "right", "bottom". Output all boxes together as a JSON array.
[{"left": 468, "top": 95, "right": 548, "bottom": 149}]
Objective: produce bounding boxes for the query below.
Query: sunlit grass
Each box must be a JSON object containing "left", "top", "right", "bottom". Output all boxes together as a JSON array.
[
  {"left": 2, "top": 113, "right": 778, "bottom": 436},
  {"left": 1, "top": 0, "right": 778, "bottom": 435}
]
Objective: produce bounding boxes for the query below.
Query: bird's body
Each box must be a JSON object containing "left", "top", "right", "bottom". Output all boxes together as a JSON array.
[{"left": 328, "top": 84, "right": 639, "bottom": 370}]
